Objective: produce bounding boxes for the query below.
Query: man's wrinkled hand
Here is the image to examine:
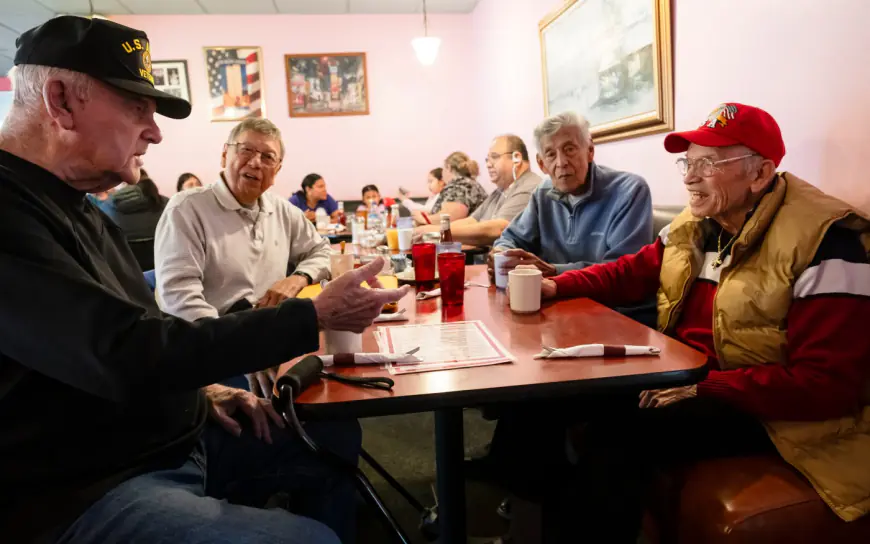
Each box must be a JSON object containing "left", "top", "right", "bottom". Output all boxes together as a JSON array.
[
  {"left": 258, "top": 275, "right": 309, "bottom": 308},
  {"left": 541, "top": 278, "right": 558, "bottom": 299},
  {"left": 246, "top": 367, "right": 279, "bottom": 399},
  {"left": 314, "top": 257, "right": 411, "bottom": 333},
  {"left": 639, "top": 385, "right": 697, "bottom": 409},
  {"left": 501, "top": 248, "right": 557, "bottom": 277},
  {"left": 505, "top": 265, "right": 557, "bottom": 302},
  {"left": 205, "top": 384, "right": 285, "bottom": 444}
]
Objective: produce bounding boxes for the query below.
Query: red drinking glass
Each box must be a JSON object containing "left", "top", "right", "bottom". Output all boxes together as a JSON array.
[
  {"left": 437, "top": 252, "right": 465, "bottom": 307},
  {"left": 412, "top": 243, "right": 437, "bottom": 283}
]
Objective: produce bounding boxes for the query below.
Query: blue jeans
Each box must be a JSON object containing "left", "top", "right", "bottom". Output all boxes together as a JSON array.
[{"left": 57, "top": 418, "right": 362, "bottom": 544}]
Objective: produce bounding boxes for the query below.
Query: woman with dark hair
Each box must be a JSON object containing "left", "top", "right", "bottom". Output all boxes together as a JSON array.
[
  {"left": 399, "top": 167, "right": 445, "bottom": 215},
  {"left": 102, "top": 169, "right": 170, "bottom": 270},
  {"left": 288, "top": 173, "right": 340, "bottom": 222},
  {"left": 176, "top": 172, "right": 202, "bottom": 192}
]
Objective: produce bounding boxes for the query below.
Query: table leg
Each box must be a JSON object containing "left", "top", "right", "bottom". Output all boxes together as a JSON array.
[{"left": 435, "top": 408, "right": 466, "bottom": 544}]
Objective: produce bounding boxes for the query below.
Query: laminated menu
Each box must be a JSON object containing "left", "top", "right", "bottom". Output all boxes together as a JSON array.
[{"left": 376, "top": 320, "right": 515, "bottom": 375}]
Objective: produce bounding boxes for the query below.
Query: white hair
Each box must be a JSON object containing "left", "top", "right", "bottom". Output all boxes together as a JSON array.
[
  {"left": 226, "top": 117, "right": 286, "bottom": 159},
  {"left": 533, "top": 111, "right": 592, "bottom": 152},
  {"left": 7, "top": 64, "right": 93, "bottom": 114}
]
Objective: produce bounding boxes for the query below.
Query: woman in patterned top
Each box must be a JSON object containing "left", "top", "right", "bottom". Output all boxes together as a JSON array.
[{"left": 417, "top": 151, "right": 487, "bottom": 224}]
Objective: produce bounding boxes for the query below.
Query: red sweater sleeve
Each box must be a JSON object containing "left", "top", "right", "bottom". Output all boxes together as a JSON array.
[
  {"left": 698, "top": 296, "right": 870, "bottom": 420},
  {"left": 551, "top": 238, "right": 664, "bottom": 307}
]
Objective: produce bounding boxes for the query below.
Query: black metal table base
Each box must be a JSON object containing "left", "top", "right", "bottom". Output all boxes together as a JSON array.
[{"left": 435, "top": 408, "right": 466, "bottom": 543}]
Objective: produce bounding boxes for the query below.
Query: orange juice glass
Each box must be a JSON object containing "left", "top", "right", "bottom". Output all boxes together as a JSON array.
[{"left": 385, "top": 228, "right": 400, "bottom": 250}]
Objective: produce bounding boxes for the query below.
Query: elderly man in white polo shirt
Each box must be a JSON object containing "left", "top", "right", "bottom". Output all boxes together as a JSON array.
[{"left": 155, "top": 118, "right": 331, "bottom": 397}]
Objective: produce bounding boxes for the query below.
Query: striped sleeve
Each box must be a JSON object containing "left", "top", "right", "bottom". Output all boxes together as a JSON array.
[
  {"left": 698, "top": 225, "right": 870, "bottom": 420},
  {"left": 793, "top": 227, "right": 870, "bottom": 299}
]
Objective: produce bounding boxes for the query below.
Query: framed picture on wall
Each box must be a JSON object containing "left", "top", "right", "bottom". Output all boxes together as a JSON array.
[
  {"left": 203, "top": 46, "right": 265, "bottom": 122},
  {"left": 284, "top": 52, "right": 370, "bottom": 118},
  {"left": 539, "top": 0, "right": 673, "bottom": 143},
  {"left": 151, "top": 60, "right": 191, "bottom": 103}
]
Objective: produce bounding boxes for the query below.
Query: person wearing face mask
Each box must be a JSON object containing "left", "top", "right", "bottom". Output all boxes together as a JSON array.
[
  {"left": 487, "top": 112, "right": 652, "bottom": 283},
  {"left": 414, "top": 135, "right": 541, "bottom": 246},
  {"left": 155, "top": 118, "right": 334, "bottom": 396}
]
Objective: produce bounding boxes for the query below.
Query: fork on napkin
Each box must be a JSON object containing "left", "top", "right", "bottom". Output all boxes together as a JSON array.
[{"left": 534, "top": 344, "right": 661, "bottom": 360}]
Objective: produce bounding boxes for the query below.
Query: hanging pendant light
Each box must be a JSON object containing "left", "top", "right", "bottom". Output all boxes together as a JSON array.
[{"left": 412, "top": 0, "right": 441, "bottom": 66}]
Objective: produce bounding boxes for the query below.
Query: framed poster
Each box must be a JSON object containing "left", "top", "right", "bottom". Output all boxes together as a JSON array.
[
  {"left": 203, "top": 46, "right": 265, "bottom": 122},
  {"left": 151, "top": 59, "right": 191, "bottom": 102},
  {"left": 539, "top": 0, "right": 673, "bottom": 143},
  {"left": 284, "top": 52, "right": 370, "bottom": 117}
]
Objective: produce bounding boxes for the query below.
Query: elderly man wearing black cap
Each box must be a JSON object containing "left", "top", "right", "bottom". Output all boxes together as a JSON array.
[
  {"left": 0, "top": 16, "right": 409, "bottom": 544},
  {"left": 512, "top": 103, "right": 870, "bottom": 541}
]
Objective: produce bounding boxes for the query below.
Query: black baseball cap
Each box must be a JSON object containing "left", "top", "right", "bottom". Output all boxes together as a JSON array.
[{"left": 14, "top": 16, "right": 191, "bottom": 119}]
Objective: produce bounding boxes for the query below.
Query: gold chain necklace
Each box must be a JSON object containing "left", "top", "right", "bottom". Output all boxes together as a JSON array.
[{"left": 712, "top": 229, "right": 737, "bottom": 269}]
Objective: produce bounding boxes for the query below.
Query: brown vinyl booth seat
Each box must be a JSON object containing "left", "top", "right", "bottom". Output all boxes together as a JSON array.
[{"left": 641, "top": 206, "right": 870, "bottom": 543}]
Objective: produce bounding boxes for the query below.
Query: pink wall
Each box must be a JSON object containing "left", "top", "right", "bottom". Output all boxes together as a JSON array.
[
  {"left": 111, "top": 14, "right": 475, "bottom": 200},
  {"left": 0, "top": 77, "right": 10, "bottom": 92},
  {"left": 471, "top": 0, "right": 870, "bottom": 213}
]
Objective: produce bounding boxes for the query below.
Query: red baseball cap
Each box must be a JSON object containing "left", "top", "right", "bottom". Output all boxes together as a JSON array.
[{"left": 663, "top": 103, "right": 785, "bottom": 166}]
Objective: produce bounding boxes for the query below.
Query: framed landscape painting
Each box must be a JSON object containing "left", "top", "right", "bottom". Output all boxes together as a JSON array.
[
  {"left": 203, "top": 46, "right": 264, "bottom": 122},
  {"left": 151, "top": 60, "right": 191, "bottom": 102},
  {"left": 539, "top": 0, "right": 673, "bottom": 143},
  {"left": 285, "top": 53, "right": 370, "bottom": 117}
]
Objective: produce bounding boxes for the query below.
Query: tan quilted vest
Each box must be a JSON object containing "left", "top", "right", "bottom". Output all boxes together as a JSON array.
[{"left": 657, "top": 173, "right": 870, "bottom": 521}]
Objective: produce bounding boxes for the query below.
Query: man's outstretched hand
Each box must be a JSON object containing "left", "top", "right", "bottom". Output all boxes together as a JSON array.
[{"left": 313, "top": 257, "right": 411, "bottom": 332}]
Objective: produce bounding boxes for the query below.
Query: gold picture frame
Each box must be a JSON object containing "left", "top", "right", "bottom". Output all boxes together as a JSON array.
[
  {"left": 284, "top": 52, "right": 370, "bottom": 118},
  {"left": 539, "top": 0, "right": 673, "bottom": 143},
  {"left": 203, "top": 46, "right": 265, "bottom": 122}
]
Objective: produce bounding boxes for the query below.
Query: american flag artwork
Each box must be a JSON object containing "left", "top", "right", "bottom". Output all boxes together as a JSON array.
[{"left": 204, "top": 47, "right": 264, "bottom": 121}]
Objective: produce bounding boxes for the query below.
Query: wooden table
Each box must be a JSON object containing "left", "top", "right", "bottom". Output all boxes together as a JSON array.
[{"left": 279, "top": 266, "right": 707, "bottom": 542}]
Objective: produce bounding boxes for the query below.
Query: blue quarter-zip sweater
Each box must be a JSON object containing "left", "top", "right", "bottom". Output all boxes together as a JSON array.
[{"left": 493, "top": 162, "right": 653, "bottom": 274}]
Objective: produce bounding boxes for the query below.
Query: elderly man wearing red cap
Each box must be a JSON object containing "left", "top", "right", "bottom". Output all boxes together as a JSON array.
[{"left": 529, "top": 103, "right": 870, "bottom": 541}]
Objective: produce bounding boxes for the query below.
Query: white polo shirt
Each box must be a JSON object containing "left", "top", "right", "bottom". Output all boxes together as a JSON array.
[{"left": 154, "top": 177, "right": 331, "bottom": 321}]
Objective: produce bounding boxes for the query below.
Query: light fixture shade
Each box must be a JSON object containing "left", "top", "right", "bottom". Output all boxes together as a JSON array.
[{"left": 412, "top": 36, "right": 441, "bottom": 66}]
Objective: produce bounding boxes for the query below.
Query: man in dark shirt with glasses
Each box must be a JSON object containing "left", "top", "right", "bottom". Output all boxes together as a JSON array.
[{"left": 0, "top": 16, "right": 408, "bottom": 544}]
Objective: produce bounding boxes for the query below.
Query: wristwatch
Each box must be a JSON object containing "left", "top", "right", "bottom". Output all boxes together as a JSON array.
[{"left": 292, "top": 271, "right": 313, "bottom": 285}]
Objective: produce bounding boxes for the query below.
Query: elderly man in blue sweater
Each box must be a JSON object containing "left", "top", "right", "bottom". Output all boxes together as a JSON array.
[{"left": 488, "top": 112, "right": 652, "bottom": 280}]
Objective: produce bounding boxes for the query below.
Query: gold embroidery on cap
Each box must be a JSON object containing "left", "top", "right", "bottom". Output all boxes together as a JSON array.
[{"left": 142, "top": 42, "right": 152, "bottom": 76}]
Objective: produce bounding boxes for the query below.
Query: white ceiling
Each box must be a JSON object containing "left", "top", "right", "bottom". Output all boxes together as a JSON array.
[{"left": 0, "top": 0, "right": 480, "bottom": 75}]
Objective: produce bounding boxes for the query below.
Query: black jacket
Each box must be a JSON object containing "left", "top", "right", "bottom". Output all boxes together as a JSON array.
[
  {"left": 0, "top": 149, "right": 320, "bottom": 542},
  {"left": 102, "top": 183, "right": 169, "bottom": 241}
]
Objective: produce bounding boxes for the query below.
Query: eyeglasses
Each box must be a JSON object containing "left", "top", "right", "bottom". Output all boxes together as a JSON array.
[
  {"left": 485, "top": 152, "right": 511, "bottom": 164},
  {"left": 676, "top": 153, "right": 758, "bottom": 177},
  {"left": 227, "top": 143, "right": 281, "bottom": 168}
]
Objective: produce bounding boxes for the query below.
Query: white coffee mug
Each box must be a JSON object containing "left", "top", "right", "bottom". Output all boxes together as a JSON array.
[
  {"left": 508, "top": 268, "right": 543, "bottom": 313},
  {"left": 493, "top": 253, "right": 513, "bottom": 290},
  {"left": 329, "top": 253, "right": 354, "bottom": 279},
  {"left": 397, "top": 228, "right": 414, "bottom": 251},
  {"left": 324, "top": 329, "right": 363, "bottom": 354}
]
